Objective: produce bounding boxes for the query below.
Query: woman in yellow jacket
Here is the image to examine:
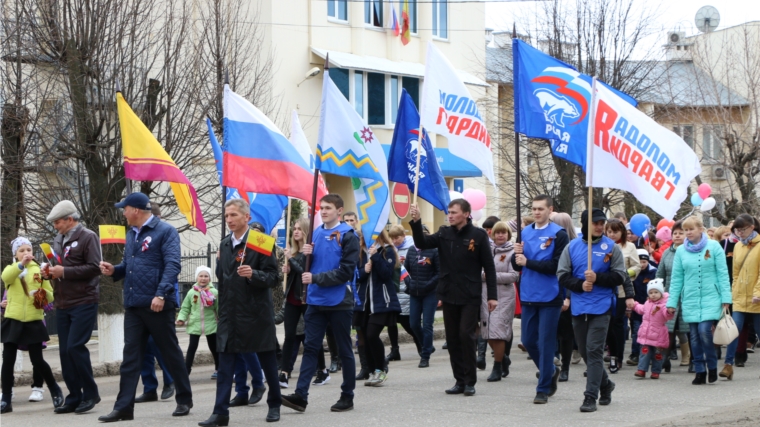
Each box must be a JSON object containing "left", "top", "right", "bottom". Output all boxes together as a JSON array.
[
  {"left": 721, "top": 214, "right": 760, "bottom": 380},
  {"left": 1, "top": 237, "right": 63, "bottom": 413}
]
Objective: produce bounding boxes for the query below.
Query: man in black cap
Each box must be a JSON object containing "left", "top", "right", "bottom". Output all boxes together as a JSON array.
[
  {"left": 99, "top": 193, "right": 193, "bottom": 422},
  {"left": 557, "top": 208, "right": 633, "bottom": 413}
]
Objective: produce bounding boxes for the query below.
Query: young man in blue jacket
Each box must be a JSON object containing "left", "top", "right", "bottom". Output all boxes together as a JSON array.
[
  {"left": 281, "top": 194, "right": 359, "bottom": 413},
  {"left": 99, "top": 192, "right": 193, "bottom": 422},
  {"left": 557, "top": 208, "right": 634, "bottom": 413},
  {"left": 511, "top": 195, "right": 569, "bottom": 404}
]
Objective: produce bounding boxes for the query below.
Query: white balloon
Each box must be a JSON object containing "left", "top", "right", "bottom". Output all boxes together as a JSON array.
[
  {"left": 700, "top": 197, "right": 716, "bottom": 212},
  {"left": 471, "top": 209, "right": 483, "bottom": 221},
  {"left": 449, "top": 191, "right": 463, "bottom": 200}
]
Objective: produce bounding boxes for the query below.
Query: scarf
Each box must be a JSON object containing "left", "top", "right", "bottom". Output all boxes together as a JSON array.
[
  {"left": 740, "top": 231, "right": 758, "bottom": 246},
  {"left": 684, "top": 233, "right": 708, "bottom": 253},
  {"left": 193, "top": 284, "right": 215, "bottom": 307}
]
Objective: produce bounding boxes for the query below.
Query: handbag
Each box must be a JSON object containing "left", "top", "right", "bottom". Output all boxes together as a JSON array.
[{"left": 713, "top": 307, "right": 739, "bottom": 345}]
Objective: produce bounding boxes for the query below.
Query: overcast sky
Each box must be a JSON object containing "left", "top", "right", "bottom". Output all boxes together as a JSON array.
[{"left": 485, "top": 0, "right": 760, "bottom": 57}]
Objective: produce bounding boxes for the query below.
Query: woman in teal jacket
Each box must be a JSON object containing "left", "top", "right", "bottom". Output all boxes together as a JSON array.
[{"left": 666, "top": 217, "right": 731, "bottom": 385}]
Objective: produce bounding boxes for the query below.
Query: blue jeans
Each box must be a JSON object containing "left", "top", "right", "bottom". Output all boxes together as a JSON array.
[
  {"left": 233, "top": 353, "right": 264, "bottom": 396},
  {"left": 295, "top": 307, "right": 355, "bottom": 400},
  {"left": 725, "top": 312, "right": 760, "bottom": 365},
  {"left": 141, "top": 335, "right": 173, "bottom": 393},
  {"left": 521, "top": 304, "right": 561, "bottom": 394},
  {"left": 637, "top": 345, "right": 665, "bottom": 373},
  {"left": 409, "top": 292, "right": 438, "bottom": 360},
  {"left": 690, "top": 321, "right": 718, "bottom": 373},
  {"left": 630, "top": 319, "right": 642, "bottom": 357}
]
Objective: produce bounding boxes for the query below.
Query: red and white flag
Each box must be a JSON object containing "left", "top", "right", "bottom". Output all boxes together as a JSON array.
[{"left": 586, "top": 80, "right": 701, "bottom": 219}]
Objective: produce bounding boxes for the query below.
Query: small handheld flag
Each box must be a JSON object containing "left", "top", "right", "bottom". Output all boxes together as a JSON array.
[
  {"left": 40, "top": 243, "right": 61, "bottom": 264},
  {"left": 99, "top": 225, "right": 127, "bottom": 245},
  {"left": 245, "top": 229, "right": 276, "bottom": 257}
]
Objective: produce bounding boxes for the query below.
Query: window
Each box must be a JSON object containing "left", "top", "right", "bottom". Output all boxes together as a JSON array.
[
  {"left": 328, "top": 0, "right": 348, "bottom": 21},
  {"left": 398, "top": 0, "right": 417, "bottom": 33},
  {"left": 354, "top": 71, "right": 364, "bottom": 117},
  {"left": 672, "top": 125, "right": 694, "bottom": 149},
  {"left": 365, "top": 0, "right": 383, "bottom": 27},
  {"left": 390, "top": 76, "right": 399, "bottom": 124},
  {"left": 367, "top": 73, "right": 386, "bottom": 125},
  {"left": 329, "top": 68, "right": 350, "bottom": 99},
  {"left": 402, "top": 77, "right": 420, "bottom": 108},
  {"left": 702, "top": 125, "right": 724, "bottom": 161},
  {"left": 432, "top": 0, "right": 448, "bottom": 39}
]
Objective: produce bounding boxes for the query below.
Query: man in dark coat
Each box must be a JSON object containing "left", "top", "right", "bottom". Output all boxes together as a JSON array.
[
  {"left": 409, "top": 199, "right": 497, "bottom": 396},
  {"left": 199, "top": 199, "right": 282, "bottom": 426}
]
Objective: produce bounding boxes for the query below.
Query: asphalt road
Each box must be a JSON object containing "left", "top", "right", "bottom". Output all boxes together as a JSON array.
[{"left": 4, "top": 339, "right": 760, "bottom": 427}]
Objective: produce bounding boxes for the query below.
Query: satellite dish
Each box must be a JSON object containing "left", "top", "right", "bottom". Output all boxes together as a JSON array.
[{"left": 695, "top": 6, "right": 720, "bottom": 33}]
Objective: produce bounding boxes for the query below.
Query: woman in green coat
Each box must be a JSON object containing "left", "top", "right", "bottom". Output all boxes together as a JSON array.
[
  {"left": 656, "top": 221, "right": 691, "bottom": 371},
  {"left": 177, "top": 266, "right": 219, "bottom": 377},
  {"left": 666, "top": 217, "right": 731, "bottom": 385}
]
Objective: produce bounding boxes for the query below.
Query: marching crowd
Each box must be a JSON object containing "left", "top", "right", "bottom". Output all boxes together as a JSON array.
[{"left": 2, "top": 191, "right": 759, "bottom": 424}]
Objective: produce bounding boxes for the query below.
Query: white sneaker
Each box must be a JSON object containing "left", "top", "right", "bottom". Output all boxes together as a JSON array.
[
  {"left": 364, "top": 371, "right": 377, "bottom": 387},
  {"left": 29, "top": 387, "right": 44, "bottom": 402}
]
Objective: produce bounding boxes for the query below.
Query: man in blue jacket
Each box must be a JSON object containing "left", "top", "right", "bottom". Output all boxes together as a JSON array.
[
  {"left": 281, "top": 194, "right": 359, "bottom": 413},
  {"left": 512, "top": 195, "right": 569, "bottom": 404},
  {"left": 99, "top": 192, "right": 193, "bottom": 422},
  {"left": 557, "top": 208, "right": 633, "bottom": 413}
]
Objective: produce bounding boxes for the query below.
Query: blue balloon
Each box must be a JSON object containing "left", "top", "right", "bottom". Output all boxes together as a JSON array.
[
  {"left": 630, "top": 213, "right": 651, "bottom": 238},
  {"left": 691, "top": 193, "right": 703, "bottom": 206}
]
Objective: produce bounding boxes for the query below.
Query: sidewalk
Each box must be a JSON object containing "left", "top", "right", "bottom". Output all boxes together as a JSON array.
[{"left": 10, "top": 310, "right": 455, "bottom": 386}]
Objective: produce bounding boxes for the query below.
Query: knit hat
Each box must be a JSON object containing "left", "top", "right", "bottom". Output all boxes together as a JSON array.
[
  {"left": 637, "top": 248, "right": 650, "bottom": 260},
  {"left": 647, "top": 278, "right": 665, "bottom": 296},
  {"left": 46, "top": 200, "right": 78, "bottom": 222},
  {"left": 195, "top": 266, "right": 212, "bottom": 280},
  {"left": 11, "top": 236, "right": 31, "bottom": 255},
  {"left": 656, "top": 226, "right": 672, "bottom": 243}
]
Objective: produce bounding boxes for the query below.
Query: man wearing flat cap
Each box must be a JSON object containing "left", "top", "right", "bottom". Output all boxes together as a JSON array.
[
  {"left": 557, "top": 208, "right": 634, "bottom": 413},
  {"left": 44, "top": 200, "right": 102, "bottom": 414},
  {"left": 99, "top": 193, "right": 193, "bottom": 422}
]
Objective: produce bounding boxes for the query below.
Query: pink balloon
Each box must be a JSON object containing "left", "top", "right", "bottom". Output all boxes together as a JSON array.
[
  {"left": 698, "top": 183, "right": 712, "bottom": 200},
  {"left": 462, "top": 189, "right": 487, "bottom": 211}
]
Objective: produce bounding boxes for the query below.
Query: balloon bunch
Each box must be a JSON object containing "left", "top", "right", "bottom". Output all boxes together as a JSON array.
[
  {"left": 450, "top": 189, "right": 487, "bottom": 221},
  {"left": 690, "top": 183, "right": 716, "bottom": 212}
]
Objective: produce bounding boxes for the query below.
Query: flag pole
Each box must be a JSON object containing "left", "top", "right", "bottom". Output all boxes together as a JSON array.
[
  {"left": 282, "top": 197, "right": 292, "bottom": 291},
  {"left": 412, "top": 126, "right": 423, "bottom": 206},
  {"left": 586, "top": 77, "right": 599, "bottom": 268},
  {"left": 221, "top": 70, "right": 229, "bottom": 240},
  {"left": 116, "top": 79, "right": 133, "bottom": 194},
  {"left": 305, "top": 55, "right": 328, "bottom": 275},
  {"left": 512, "top": 24, "right": 522, "bottom": 244}
]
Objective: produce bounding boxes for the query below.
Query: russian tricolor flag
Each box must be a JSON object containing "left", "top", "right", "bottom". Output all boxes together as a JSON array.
[{"left": 222, "top": 85, "right": 326, "bottom": 203}]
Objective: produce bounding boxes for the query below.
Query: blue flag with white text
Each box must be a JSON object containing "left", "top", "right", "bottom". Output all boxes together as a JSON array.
[
  {"left": 513, "top": 39, "right": 637, "bottom": 169},
  {"left": 207, "top": 118, "right": 287, "bottom": 234},
  {"left": 389, "top": 90, "right": 450, "bottom": 213}
]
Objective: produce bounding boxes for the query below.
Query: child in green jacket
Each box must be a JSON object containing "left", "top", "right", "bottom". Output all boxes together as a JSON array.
[{"left": 177, "top": 266, "right": 219, "bottom": 378}]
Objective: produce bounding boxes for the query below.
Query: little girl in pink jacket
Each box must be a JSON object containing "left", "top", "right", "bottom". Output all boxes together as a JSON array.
[{"left": 633, "top": 279, "right": 674, "bottom": 379}]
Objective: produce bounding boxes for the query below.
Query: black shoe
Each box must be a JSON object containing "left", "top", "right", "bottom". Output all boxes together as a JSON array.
[
  {"left": 608, "top": 357, "right": 619, "bottom": 374},
  {"left": 708, "top": 368, "right": 718, "bottom": 384},
  {"left": 463, "top": 385, "right": 476, "bottom": 396},
  {"left": 716, "top": 346, "right": 722, "bottom": 360},
  {"left": 281, "top": 393, "right": 307, "bottom": 412},
  {"left": 134, "top": 391, "right": 158, "bottom": 403},
  {"left": 736, "top": 352, "right": 747, "bottom": 367},
  {"left": 445, "top": 384, "right": 464, "bottom": 395},
  {"left": 249, "top": 387, "right": 266, "bottom": 405},
  {"left": 442, "top": 342, "right": 448, "bottom": 350},
  {"left": 172, "top": 403, "right": 193, "bottom": 416},
  {"left": 98, "top": 410, "right": 135, "bottom": 423},
  {"left": 487, "top": 361, "right": 503, "bottom": 382},
  {"left": 599, "top": 380, "right": 615, "bottom": 405},
  {"left": 329, "top": 359, "right": 342, "bottom": 373},
  {"left": 385, "top": 346, "right": 401, "bottom": 364},
  {"left": 692, "top": 372, "right": 707, "bottom": 385},
  {"left": 626, "top": 355, "right": 639, "bottom": 366},
  {"left": 418, "top": 358, "right": 430, "bottom": 368},
  {"left": 663, "top": 359, "right": 671, "bottom": 373},
  {"left": 198, "top": 414, "right": 229, "bottom": 427},
  {"left": 1, "top": 401, "right": 11, "bottom": 414},
  {"left": 476, "top": 339, "right": 487, "bottom": 370},
  {"left": 229, "top": 394, "right": 248, "bottom": 407},
  {"left": 161, "top": 383, "right": 175, "bottom": 400},
  {"left": 55, "top": 403, "right": 78, "bottom": 414},
  {"left": 51, "top": 388, "right": 65, "bottom": 409},
  {"left": 580, "top": 396, "right": 597, "bottom": 412},
  {"left": 476, "top": 355, "right": 486, "bottom": 370},
  {"left": 559, "top": 370, "right": 569, "bottom": 382},
  {"left": 670, "top": 350, "right": 679, "bottom": 360},
  {"left": 583, "top": 370, "right": 587, "bottom": 377},
  {"left": 75, "top": 396, "right": 101, "bottom": 413},
  {"left": 98, "top": 410, "right": 134, "bottom": 422},
  {"left": 533, "top": 392, "right": 548, "bottom": 404},
  {"left": 355, "top": 367, "right": 370, "bottom": 380},
  {"left": 330, "top": 397, "right": 354, "bottom": 412},
  {"left": 548, "top": 367, "right": 561, "bottom": 397},
  {"left": 266, "top": 407, "right": 280, "bottom": 422}
]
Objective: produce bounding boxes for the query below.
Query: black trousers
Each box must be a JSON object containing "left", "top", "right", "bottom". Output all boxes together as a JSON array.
[
  {"left": 57, "top": 303, "right": 99, "bottom": 405},
  {"left": 113, "top": 307, "right": 192, "bottom": 412},
  {"left": 214, "top": 350, "right": 280, "bottom": 416},
  {"left": 2, "top": 342, "right": 59, "bottom": 401},
  {"left": 557, "top": 309, "right": 575, "bottom": 370},
  {"left": 442, "top": 302, "right": 479, "bottom": 387},
  {"left": 605, "top": 298, "right": 628, "bottom": 362},
  {"left": 186, "top": 334, "right": 219, "bottom": 373},
  {"left": 388, "top": 315, "right": 422, "bottom": 352},
  {"left": 281, "top": 303, "right": 308, "bottom": 373}
]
